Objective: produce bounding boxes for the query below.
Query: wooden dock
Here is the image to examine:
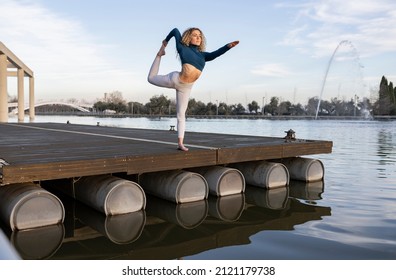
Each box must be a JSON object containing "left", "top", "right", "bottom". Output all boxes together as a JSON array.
[{"left": 0, "top": 122, "right": 332, "bottom": 185}]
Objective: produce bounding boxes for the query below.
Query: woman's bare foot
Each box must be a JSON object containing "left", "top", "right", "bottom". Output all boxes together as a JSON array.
[
  {"left": 157, "top": 41, "right": 167, "bottom": 56},
  {"left": 177, "top": 137, "right": 188, "bottom": 151},
  {"left": 177, "top": 144, "right": 189, "bottom": 152}
]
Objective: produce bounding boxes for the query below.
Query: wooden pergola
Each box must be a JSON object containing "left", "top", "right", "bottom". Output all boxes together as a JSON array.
[{"left": 0, "top": 42, "right": 34, "bottom": 122}]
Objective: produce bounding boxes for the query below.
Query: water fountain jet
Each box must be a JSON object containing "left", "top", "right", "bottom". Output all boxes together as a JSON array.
[{"left": 315, "top": 40, "right": 364, "bottom": 119}]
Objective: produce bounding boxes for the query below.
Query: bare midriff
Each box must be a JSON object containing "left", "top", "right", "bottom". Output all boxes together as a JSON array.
[{"left": 179, "top": 63, "right": 202, "bottom": 83}]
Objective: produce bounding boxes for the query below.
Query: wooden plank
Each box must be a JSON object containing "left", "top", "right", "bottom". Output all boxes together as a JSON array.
[
  {"left": 282, "top": 140, "right": 333, "bottom": 157},
  {"left": 1, "top": 157, "right": 127, "bottom": 184},
  {"left": 217, "top": 145, "right": 283, "bottom": 164},
  {"left": 127, "top": 149, "right": 217, "bottom": 174}
]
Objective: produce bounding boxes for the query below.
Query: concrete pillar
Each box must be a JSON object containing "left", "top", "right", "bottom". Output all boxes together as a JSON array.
[
  {"left": 17, "top": 68, "right": 24, "bottom": 122},
  {"left": 0, "top": 54, "right": 7, "bottom": 122},
  {"left": 29, "top": 77, "right": 34, "bottom": 121}
]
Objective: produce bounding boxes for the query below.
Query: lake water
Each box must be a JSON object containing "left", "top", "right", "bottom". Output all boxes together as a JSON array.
[{"left": 3, "top": 115, "right": 396, "bottom": 260}]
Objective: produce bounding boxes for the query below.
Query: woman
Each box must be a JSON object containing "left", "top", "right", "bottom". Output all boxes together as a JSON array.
[{"left": 148, "top": 27, "right": 239, "bottom": 151}]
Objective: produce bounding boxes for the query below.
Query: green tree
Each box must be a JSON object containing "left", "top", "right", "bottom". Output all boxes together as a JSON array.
[
  {"left": 247, "top": 100, "right": 260, "bottom": 114},
  {"left": 146, "top": 94, "right": 170, "bottom": 115},
  {"left": 330, "top": 98, "right": 342, "bottom": 116},
  {"left": 206, "top": 102, "right": 217, "bottom": 115},
  {"left": 265, "top": 97, "right": 279, "bottom": 115},
  {"left": 218, "top": 102, "right": 230, "bottom": 115},
  {"left": 290, "top": 103, "right": 306, "bottom": 116},
  {"left": 188, "top": 98, "right": 207, "bottom": 115},
  {"left": 306, "top": 97, "right": 319, "bottom": 116},
  {"left": 230, "top": 103, "right": 246, "bottom": 115},
  {"left": 93, "top": 91, "right": 128, "bottom": 113},
  {"left": 389, "top": 81, "right": 396, "bottom": 114},
  {"left": 127, "top": 101, "right": 146, "bottom": 114},
  {"left": 377, "top": 76, "right": 393, "bottom": 115},
  {"left": 320, "top": 100, "right": 333, "bottom": 115},
  {"left": 278, "top": 101, "right": 292, "bottom": 115}
]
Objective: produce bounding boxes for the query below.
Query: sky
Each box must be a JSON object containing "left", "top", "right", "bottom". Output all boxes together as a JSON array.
[{"left": 1, "top": 0, "right": 396, "bottom": 107}]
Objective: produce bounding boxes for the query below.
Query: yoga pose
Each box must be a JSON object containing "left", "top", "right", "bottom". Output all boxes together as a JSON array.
[{"left": 148, "top": 27, "right": 239, "bottom": 151}]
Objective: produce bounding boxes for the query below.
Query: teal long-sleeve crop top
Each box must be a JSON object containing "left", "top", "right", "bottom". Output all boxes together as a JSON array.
[{"left": 165, "top": 28, "right": 231, "bottom": 71}]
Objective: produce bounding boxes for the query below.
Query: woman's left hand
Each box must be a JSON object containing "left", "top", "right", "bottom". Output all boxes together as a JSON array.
[{"left": 228, "top": 41, "right": 239, "bottom": 48}]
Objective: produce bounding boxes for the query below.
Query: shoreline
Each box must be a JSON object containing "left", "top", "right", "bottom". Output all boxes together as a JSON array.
[{"left": 32, "top": 112, "right": 396, "bottom": 121}]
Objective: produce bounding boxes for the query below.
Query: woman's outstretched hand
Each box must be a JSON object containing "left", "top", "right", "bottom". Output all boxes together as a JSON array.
[{"left": 228, "top": 41, "right": 239, "bottom": 48}]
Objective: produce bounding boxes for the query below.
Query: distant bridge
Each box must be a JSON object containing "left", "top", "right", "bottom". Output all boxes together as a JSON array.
[{"left": 8, "top": 101, "right": 93, "bottom": 113}]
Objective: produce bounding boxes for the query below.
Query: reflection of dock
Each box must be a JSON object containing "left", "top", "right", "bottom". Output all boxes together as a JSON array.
[
  {"left": 40, "top": 184, "right": 330, "bottom": 260},
  {"left": 0, "top": 122, "right": 332, "bottom": 184}
]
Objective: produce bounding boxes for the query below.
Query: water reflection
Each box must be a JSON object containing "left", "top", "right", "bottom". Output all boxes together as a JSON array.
[
  {"left": 377, "top": 129, "right": 395, "bottom": 161},
  {"left": 208, "top": 194, "right": 245, "bottom": 222},
  {"left": 289, "top": 180, "right": 325, "bottom": 201},
  {"left": 75, "top": 202, "right": 145, "bottom": 244},
  {"left": 2, "top": 181, "right": 331, "bottom": 260},
  {"left": 377, "top": 130, "right": 396, "bottom": 178},
  {"left": 245, "top": 186, "right": 289, "bottom": 210},
  {"left": 146, "top": 196, "right": 208, "bottom": 229},
  {"left": 2, "top": 224, "right": 64, "bottom": 260}
]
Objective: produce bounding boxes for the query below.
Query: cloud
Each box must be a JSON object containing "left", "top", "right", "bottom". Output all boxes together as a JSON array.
[
  {"left": 0, "top": 0, "right": 135, "bottom": 99},
  {"left": 251, "top": 63, "right": 291, "bottom": 78},
  {"left": 1, "top": 1, "right": 102, "bottom": 72},
  {"left": 279, "top": 0, "right": 396, "bottom": 58}
]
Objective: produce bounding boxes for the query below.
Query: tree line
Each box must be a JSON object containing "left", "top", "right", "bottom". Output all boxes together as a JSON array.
[{"left": 33, "top": 76, "right": 396, "bottom": 116}]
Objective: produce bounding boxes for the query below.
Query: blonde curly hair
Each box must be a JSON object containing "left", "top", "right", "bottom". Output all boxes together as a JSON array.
[{"left": 181, "top": 27, "right": 206, "bottom": 52}]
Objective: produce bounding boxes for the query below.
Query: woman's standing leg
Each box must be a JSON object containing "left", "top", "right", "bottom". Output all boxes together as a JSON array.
[
  {"left": 176, "top": 88, "right": 190, "bottom": 151},
  {"left": 173, "top": 74, "right": 193, "bottom": 151}
]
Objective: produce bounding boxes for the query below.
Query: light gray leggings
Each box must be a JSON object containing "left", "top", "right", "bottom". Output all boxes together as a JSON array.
[{"left": 147, "top": 56, "right": 193, "bottom": 139}]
